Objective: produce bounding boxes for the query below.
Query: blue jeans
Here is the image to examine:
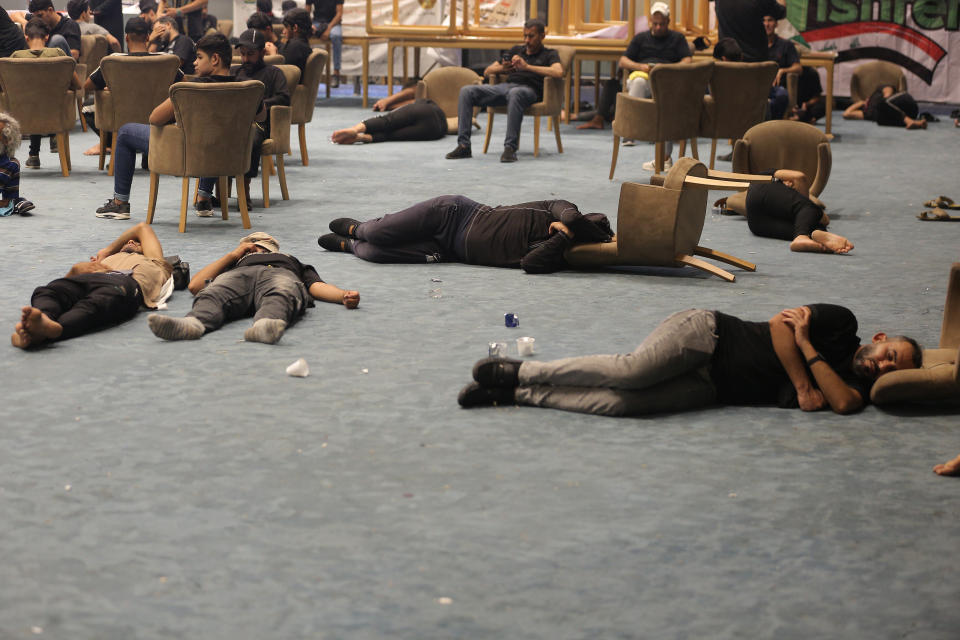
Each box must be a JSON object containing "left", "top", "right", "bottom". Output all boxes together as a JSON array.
[
  {"left": 313, "top": 22, "right": 342, "bottom": 70},
  {"left": 515, "top": 309, "right": 719, "bottom": 416},
  {"left": 48, "top": 34, "right": 71, "bottom": 56},
  {"left": 457, "top": 83, "right": 537, "bottom": 151},
  {"left": 768, "top": 86, "right": 789, "bottom": 120},
  {"left": 114, "top": 123, "right": 150, "bottom": 202}
]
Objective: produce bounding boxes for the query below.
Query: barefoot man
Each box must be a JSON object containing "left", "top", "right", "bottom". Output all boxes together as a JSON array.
[{"left": 12, "top": 222, "right": 172, "bottom": 349}]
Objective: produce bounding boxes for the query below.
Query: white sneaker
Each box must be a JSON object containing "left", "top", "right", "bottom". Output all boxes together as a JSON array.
[
  {"left": 622, "top": 139, "right": 636, "bottom": 146},
  {"left": 642, "top": 157, "right": 672, "bottom": 172}
]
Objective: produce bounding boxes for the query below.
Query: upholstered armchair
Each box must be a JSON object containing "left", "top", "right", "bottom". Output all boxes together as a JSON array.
[
  {"left": 76, "top": 34, "right": 110, "bottom": 131},
  {"left": 872, "top": 263, "right": 960, "bottom": 405},
  {"left": 565, "top": 158, "right": 757, "bottom": 282},
  {"left": 146, "top": 80, "right": 265, "bottom": 233},
  {"left": 0, "top": 57, "right": 77, "bottom": 177},
  {"left": 610, "top": 59, "right": 714, "bottom": 178},
  {"left": 850, "top": 60, "right": 907, "bottom": 102},
  {"left": 481, "top": 45, "right": 575, "bottom": 157},
  {"left": 94, "top": 54, "right": 182, "bottom": 175},
  {"left": 259, "top": 64, "right": 300, "bottom": 208},
  {"left": 415, "top": 66, "right": 483, "bottom": 134},
  {"left": 731, "top": 120, "right": 831, "bottom": 205},
  {"left": 289, "top": 48, "right": 328, "bottom": 165},
  {"left": 699, "top": 61, "right": 777, "bottom": 168},
  {"left": 217, "top": 20, "right": 233, "bottom": 36}
]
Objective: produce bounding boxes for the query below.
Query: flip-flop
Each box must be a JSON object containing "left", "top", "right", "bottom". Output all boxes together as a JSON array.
[
  {"left": 917, "top": 208, "right": 960, "bottom": 221},
  {"left": 922, "top": 196, "right": 960, "bottom": 209}
]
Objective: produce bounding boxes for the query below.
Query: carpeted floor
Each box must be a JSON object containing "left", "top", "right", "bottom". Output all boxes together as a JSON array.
[{"left": 2, "top": 94, "right": 959, "bottom": 639}]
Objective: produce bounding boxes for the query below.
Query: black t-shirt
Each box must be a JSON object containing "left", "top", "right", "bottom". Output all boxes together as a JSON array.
[
  {"left": 715, "top": 0, "right": 785, "bottom": 62},
  {"left": 709, "top": 303, "right": 869, "bottom": 407},
  {"left": 167, "top": 0, "right": 205, "bottom": 41},
  {"left": 50, "top": 15, "right": 82, "bottom": 55},
  {"left": 164, "top": 33, "right": 196, "bottom": 74},
  {"left": 623, "top": 29, "right": 691, "bottom": 64},
  {"left": 768, "top": 34, "right": 799, "bottom": 69},
  {"left": 463, "top": 200, "right": 581, "bottom": 267},
  {"left": 88, "top": 52, "right": 185, "bottom": 90},
  {"left": 306, "top": 0, "right": 343, "bottom": 25},
  {"left": 504, "top": 44, "right": 561, "bottom": 101},
  {"left": 233, "top": 252, "right": 324, "bottom": 290},
  {"left": 0, "top": 8, "right": 27, "bottom": 57},
  {"left": 278, "top": 38, "right": 312, "bottom": 79}
]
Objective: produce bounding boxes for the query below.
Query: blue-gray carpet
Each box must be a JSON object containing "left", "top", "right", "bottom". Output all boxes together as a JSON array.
[{"left": 2, "top": 97, "right": 958, "bottom": 639}]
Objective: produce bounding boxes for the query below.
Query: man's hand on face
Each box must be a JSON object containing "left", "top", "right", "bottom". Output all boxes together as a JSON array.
[
  {"left": 233, "top": 242, "right": 259, "bottom": 258},
  {"left": 150, "top": 22, "right": 167, "bottom": 41}
]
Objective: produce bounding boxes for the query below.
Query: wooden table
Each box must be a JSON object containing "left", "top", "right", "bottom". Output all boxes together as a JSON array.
[{"left": 309, "top": 34, "right": 386, "bottom": 108}]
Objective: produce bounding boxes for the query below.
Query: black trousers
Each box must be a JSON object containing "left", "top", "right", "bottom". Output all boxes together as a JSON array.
[
  {"left": 876, "top": 92, "right": 919, "bottom": 127},
  {"left": 31, "top": 272, "right": 142, "bottom": 340},
  {"left": 745, "top": 181, "right": 824, "bottom": 241},
  {"left": 595, "top": 78, "right": 621, "bottom": 122},
  {"left": 362, "top": 102, "right": 447, "bottom": 142}
]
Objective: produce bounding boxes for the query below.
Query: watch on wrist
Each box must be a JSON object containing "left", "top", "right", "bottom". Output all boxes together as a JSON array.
[{"left": 806, "top": 353, "right": 825, "bottom": 367}]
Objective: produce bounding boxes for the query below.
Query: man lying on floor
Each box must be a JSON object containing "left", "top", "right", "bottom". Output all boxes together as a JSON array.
[
  {"left": 11, "top": 222, "right": 172, "bottom": 349},
  {"left": 317, "top": 195, "right": 614, "bottom": 274},
  {"left": 148, "top": 232, "right": 359, "bottom": 344},
  {"left": 459, "top": 304, "right": 921, "bottom": 416}
]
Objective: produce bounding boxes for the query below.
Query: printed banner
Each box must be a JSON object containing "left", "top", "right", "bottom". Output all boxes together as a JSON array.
[{"left": 786, "top": 0, "right": 960, "bottom": 102}]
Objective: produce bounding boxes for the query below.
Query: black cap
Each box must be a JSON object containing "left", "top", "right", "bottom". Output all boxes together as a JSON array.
[
  {"left": 125, "top": 16, "right": 150, "bottom": 35},
  {"left": 236, "top": 28, "right": 265, "bottom": 50}
]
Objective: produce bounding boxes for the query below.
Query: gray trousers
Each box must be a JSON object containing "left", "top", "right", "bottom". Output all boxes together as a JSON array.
[
  {"left": 188, "top": 265, "right": 309, "bottom": 333},
  {"left": 514, "top": 309, "right": 719, "bottom": 416}
]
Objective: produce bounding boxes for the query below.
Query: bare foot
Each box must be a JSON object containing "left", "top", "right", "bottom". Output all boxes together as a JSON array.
[
  {"left": 789, "top": 235, "right": 829, "bottom": 253},
  {"left": 934, "top": 453, "right": 960, "bottom": 476},
  {"left": 83, "top": 143, "right": 102, "bottom": 156},
  {"left": 576, "top": 115, "right": 605, "bottom": 130},
  {"left": 331, "top": 128, "right": 359, "bottom": 144},
  {"left": 11, "top": 306, "right": 62, "bottom": 348},
  {"left": 811, "top": 230, "right": 854, "bottom": 253},
  {"left": 905, "top": 117, "right": 927, "bottom": 130}
]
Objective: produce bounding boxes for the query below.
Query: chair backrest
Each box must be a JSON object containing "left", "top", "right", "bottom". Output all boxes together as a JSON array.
[
  {"left": 101, "top": 54, "right": 182, "bottom": 129},
  {"left": 0, "top": 57, "right": 77, "bottom": 134},
  {"left": 168, "top": 80, "right": 264, "bottom": 176},
  {"left": 615, "top": 158, "right": 709, "bottom": 264},
  {"left": 701, "top": 61, "right": 778, "bottom": 139},
  {"left": 942, "top": 262, "right": 960, "bottom": 349},
  {"left": 79, "top": 34, "right": 109, "bottom": 78},
  {"left": 217, "top": 19, "right": 233, "bottom": 36},
  {"left": 732, "top": 120, "right": 832, "bottom": 198},
  {"left": 648, "top": 59, "right": 714, "bottom": 141},
  {"left": 290, "top": 48, "right": 328, "bottom": 125},
  {"left": 234, "top": 54, "right": 285, "bottom": 65},
  {"left": 850, "top": 60, "right": 907, "bottom": 102},
  {"left": 275, "top": 63, "right": 301, "bottom": 90},
  {"left": 540, "top": 45, "right": 574, "bottom": 112},
  {"left": 415, "top": 66, "right": 482, "bottom": 120}
]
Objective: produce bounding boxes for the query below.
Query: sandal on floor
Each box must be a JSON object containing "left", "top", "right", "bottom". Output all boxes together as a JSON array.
[
  {"left": 917, "top": 208, "right": 960, "bottom": 221},
  {"left": 923, "top": 196, "right": 960, "bottom": 209}
]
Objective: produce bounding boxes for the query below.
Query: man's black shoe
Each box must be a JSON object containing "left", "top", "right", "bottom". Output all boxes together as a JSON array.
[
  {"left": 445, "top": 145, "right": 472, "bottom": 159},
  {"left": 457, "top": 382, "right": 516, "bottom": 408},
  {"left": 472, "top": 357, "right": 522, "bottom": 388},
  {"left": 329, "top": 217, "right": 361, "bottom": 238},
  {"left": 500, "top": 146, "right": 518, "bottom": 163},
  {"left": 195, "top": 198, "right": 213, "bottom": 217},
  {"left": 13, "top": 198, "right": 35, "bottom": 215},
  {"left": 716, "top": 151, "right": 733, "bottom": 162},
  {"left": 318, "top": 233, "right": 352, "bottom": 253}
]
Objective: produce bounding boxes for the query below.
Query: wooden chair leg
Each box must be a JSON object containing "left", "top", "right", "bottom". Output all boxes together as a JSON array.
[
  {"left": 77, "top": 100, "right": 87, "bottom": 132},
  {"left": 63, "top": 132, "right": 71, "bottom": 172},
  {"left": 679, "top": 139, "right": 686, "bottom": 158},
  {"left": 533, "top": 115, "right": 540, "bottom": 158},
  {"left": 236, "top": 175, "right": 251, "bottom": 229},
  {"left": 146, "top": 171, "right": 159, "bottom": 224},
  {"left": 482, "top": 111, "right": 494, "bottom": 154},
  {"left": 710, "top": 138, "right": 717, "bottom": 170},
  {"left": 217, "top": 176, "right": 229, "bottom": 220},
  {"left": 609, "top": 134, "right": 620, "bottom": 180},
  {"left": 694, "top": 246, "right": 757, "bottom": 272},
  {"left": 192, "top": 179, "right": 199, "bottom": 205},
  {"left": 690, "top": 138, "right": 699, "bottom": 160},
  {"left": 261, "top": 154, "right": 272, "bottom": 208},
  {"left": 57, "top": 133, "right": 69, "bottom": 177},
  {"left": 277, "top": 155, "right": 289, "bottom": 200},
  {"left": 553, "top": 115, "right": 563, "bottom": 154},
  {"left": 675, "top": 254, "right": 736, "bottom": 282},
  {"left": 299, "top": 123, "right": 308, "bottom": 166},
  {"left": 655, "top": 142, "right": 664, "bottom": 175},
  {"left": 178, "top": 177, "right": 190, "bottom": 233},
  {"left": 98, "top": 130, "right": 106, "bottom": 171}
]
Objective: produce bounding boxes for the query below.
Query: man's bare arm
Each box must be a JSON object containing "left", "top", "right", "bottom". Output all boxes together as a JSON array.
[
  {"left": 187, "top": 243, "right": 255, "bottom": 294},
  {"left": 770, "top": 309, "right": 826, "bottom": 411},
  {"left": 149, "top": 97, "right": 175, "bottom": 126},
  {"left": 93, "top": 222, "right": 164, "bottom": 261},
  {"left": 512, "top": 57, "right": 563, "bottom": 79},
  {"left": 308, "top": 282, "right": 359, "bottom": 308}
]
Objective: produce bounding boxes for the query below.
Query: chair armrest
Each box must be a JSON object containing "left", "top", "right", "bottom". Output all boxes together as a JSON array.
[
  {"left": 268, "top": 105, "right": 292, "bottom": 154},
  {"left": 941, "top": 263, "right": 960, "bottom": 348},
  {"left": 148, "top": 123, "right": 185, "bottom": 176},
  {"left": 809, "top": 141, "right": 832, "bottom": 199},
  {"left": 414, "top": 80, "right": 426, "bottom": 101},
  {"left": 94, "top": 89, "right": 113, "bottom": 130},
  {"left": 731, "top": 139, "right": 750, "bottom": 173},
  {"left": 613, "top": 93, "right": 658, "bottom": 141}
]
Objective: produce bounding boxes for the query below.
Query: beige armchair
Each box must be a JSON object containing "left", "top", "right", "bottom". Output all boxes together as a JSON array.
[
  {"left": 95, "top": 54, "right": 182, "bottom": 175},
  {"left": 731, "top": 120, "right": 831, "bottom": 204},
  {"left": 0, "top": 57, "right": 77, "bottom": 177},
  {"left": 699, "top": 61, "right": 777, "bottom": 169},
  {"left": 233, "top": 55, "right": 285, "bottom": 65},
  {"left": 259, "top": 64, "right": 300, "bottom": 208},
  {"left": 146, "top": 80, "right": 265, "bottom": 233},
  {"left": 481, "top": 45, "right": 575, "bottom": 157},
  {"left": 872, "top": 263, "right": 960, "bottom": 405},
  {"left": 565, "top": 158, "right": 757, "bottom": 282},
  {"left": 289, "top": 48, "right": 328, "bottom": 165},
  {"left": 850, "top": 60, "right": 907, "bottom": 102},
  {"left": 217, "top": 20, "right": 233, "bottom": 36},
  {"left": 76, "top": 34, "right": 110, "bottom": 132},
  {"left": 610, "top": 59, "right": 714, "bottom": 179},
  {"left": 415, "top": 66, "right": 483, "bottom": 134}
]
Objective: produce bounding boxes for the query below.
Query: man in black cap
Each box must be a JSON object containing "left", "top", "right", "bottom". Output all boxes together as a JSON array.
[{"left": 147, "top": 14, "right": 195, "bottom": 74}]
